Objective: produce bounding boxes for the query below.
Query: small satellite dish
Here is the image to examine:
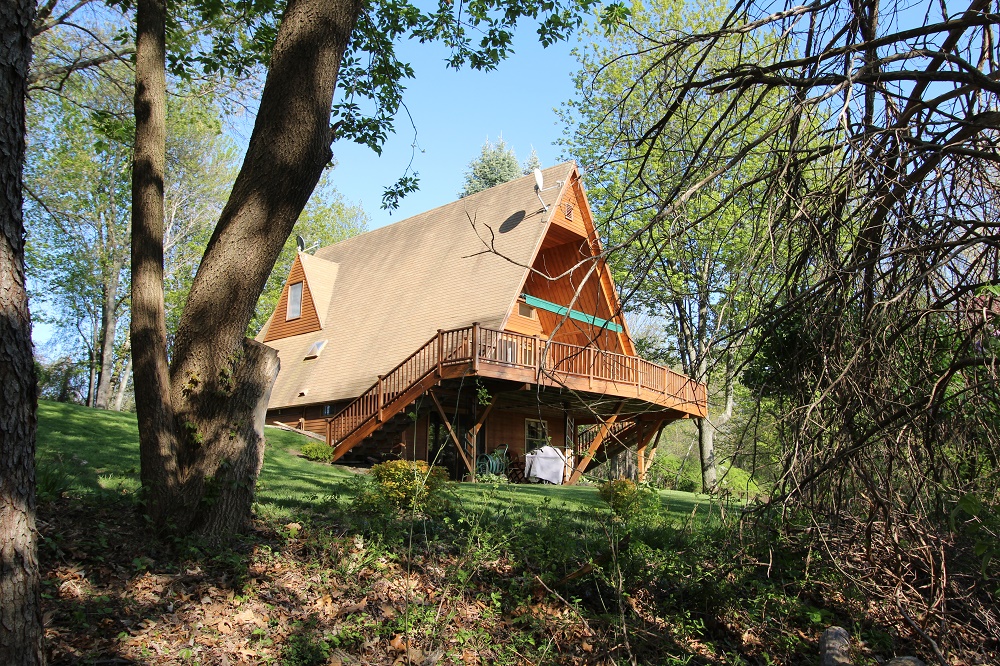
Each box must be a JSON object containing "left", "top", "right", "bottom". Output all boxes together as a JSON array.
[
  {"left": 533, "top": 168, "right": 548, "bottom": 212},
  {"left": 296, "top": 235, "right": 305, "bottom": 252}
]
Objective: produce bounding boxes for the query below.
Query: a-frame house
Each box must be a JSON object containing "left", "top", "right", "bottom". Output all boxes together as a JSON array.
[{"left": 257, "top": 162, "right": 707, "bottom": 483}]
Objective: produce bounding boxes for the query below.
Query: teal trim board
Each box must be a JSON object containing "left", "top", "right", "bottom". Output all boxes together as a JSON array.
[{"left": 521, "top": 294, "right": 624, "bottom": 333}]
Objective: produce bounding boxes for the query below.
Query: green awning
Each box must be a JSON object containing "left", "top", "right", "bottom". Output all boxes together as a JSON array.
[{"left": 521, "top": 294, "right": 624, "bottom": 333}]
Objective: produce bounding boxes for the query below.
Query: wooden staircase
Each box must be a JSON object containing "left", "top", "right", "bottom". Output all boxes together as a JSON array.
[{"left": 327, "top": 326, "right": 475, "bottom": 462}]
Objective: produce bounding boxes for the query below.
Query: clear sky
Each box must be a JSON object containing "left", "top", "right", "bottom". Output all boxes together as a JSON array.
[{"left": 234, "top": 26, "right": 584, "bottom": 230}]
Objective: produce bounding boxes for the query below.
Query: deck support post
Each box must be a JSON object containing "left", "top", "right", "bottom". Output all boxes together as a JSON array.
[
  {"left": 567, "top": 402, "right": 624, "bottom": 486},
  {"left": 430, "top": 391, "right": 475, "bottom": 480},
  {"left": 377, "top": 375, "right": 384, "bottom": 422},
  {"left": 465, "top": 393, "right": 498, "bottom": 483},
  {"left": 533, "top": 335, "right": 542, "bottom": 380},
  {"left": 636, "top": 420, "right": 645, "bottom": 480},
  {"left": 636, "top": 418, "right": 666, "bottom": 483}
]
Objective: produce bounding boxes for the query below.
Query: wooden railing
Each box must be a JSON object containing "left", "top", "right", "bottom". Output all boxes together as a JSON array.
[{"left": 327, "top": 323, "right": 707, "bottom": 448}]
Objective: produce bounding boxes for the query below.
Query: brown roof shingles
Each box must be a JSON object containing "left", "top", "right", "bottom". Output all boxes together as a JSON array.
[{"left": 261, "top": 162, "right": 577, "bottom": 408}]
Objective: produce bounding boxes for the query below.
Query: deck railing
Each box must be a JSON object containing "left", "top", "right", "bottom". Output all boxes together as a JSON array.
[{"left": 327, "top": 323, "right": 707, "bottom": 447}]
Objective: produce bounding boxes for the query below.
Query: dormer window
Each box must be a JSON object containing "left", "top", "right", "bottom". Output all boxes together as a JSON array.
[
  {"left": 286, "top": 282, "right": 303, "bottom": 320},
  {"left": 304, "top": 339, "right": 327, "bottom": 360}
]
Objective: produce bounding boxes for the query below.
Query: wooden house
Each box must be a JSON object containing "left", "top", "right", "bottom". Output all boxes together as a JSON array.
[{"left": 257, "top": 162, "right": 707, "bottom": 483}]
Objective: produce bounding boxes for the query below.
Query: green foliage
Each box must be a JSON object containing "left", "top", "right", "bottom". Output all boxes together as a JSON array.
[
  {"left": 459, "top": 136, "right": 523, "bottom": 197},
  {"left": 282, "top": 621, "right": 332, "bottom": 666},
  {"left": 598, "top": 478, "right": 658, "bottom": 524},
  {"left": 299, "top": 441, "right": 336, "bottom": 464},
  {"left": 355, "top": 460, "right": 451, "bottom": 515}
]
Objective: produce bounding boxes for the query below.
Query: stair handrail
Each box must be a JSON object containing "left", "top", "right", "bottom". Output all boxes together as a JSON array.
[{"left": 328, "top": 325, "right": 474, "bottom": 445}]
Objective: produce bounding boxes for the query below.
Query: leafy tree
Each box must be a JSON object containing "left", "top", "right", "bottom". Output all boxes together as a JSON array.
[
  {"left": 459, "top": 135, "right": 523, "bottom": 197},
  {"left": 559, "top": 0, "right": 774, "bottom": 491},
  {"left": 0, "top": 0, "right": 44, "bottom": 661},
  {"left": 565, "top": 0, "right": 1000, "bottom": 644},
  {"left": 129, "top": 0, "right": 613, "bottom": 539}
]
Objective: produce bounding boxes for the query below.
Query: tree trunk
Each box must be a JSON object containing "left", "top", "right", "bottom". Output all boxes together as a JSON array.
[
  {"left": 113, "top": 349, "right": 132, "bottom": 411},
  {"left": 94, "top": 269, "right": 121, "bottom": 409},
  {"left": 0, "top": 0, "right": 45, "bottom": 661},
  {"left": 132, "top": 0, "right": 362, "bottom": 539},
  {"left": 697, "top": 418, "right": 718, "bottom": 493},
  {"left": 132, "top": 0, "right": 178, "bottom": 529}
]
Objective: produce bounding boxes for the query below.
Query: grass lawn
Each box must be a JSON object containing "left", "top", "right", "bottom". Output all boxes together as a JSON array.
[{"left": 36, "top": 399, "right": 709, "bottom": 521}]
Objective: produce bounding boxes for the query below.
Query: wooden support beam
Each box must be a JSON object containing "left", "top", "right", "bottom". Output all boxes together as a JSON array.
[
  {"left": 567, "top": 402, "right": 624, "bottom": 486},
  {"left": 430, "top": 391, "right": 475, "bottom": 479},
  {"left": 463, "top": 393, "right": 498, "bottom": 483}
]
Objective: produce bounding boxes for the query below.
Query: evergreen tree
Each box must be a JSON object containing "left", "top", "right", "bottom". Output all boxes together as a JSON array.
[
  {"left": 459, "top": 136, "right": 522, "bottom": 197},
  {"left": 521, "top": 148, "right": 541, "bottom": 175}
]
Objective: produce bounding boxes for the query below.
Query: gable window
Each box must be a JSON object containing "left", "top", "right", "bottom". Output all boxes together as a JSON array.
[
  {"left": 525, "top": 419, "right": 548, "bottom": 452},
  {"left": 517, "top": 301, "right": 536, "bottom": 319},
  {"left": 304, "top": 339, "right": 327, "bottom": 360},
  {"left": 286, "top": 281, "right": 303, "bottom": 320}
]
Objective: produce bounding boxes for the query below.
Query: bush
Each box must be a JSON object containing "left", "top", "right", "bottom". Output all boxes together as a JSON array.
[
  {"left": 300, "top": 441, "right": 335, "bottom": 463},
  {"left": 357, "top": 460, "right": 450, "bottom": 515},
  {"left": 598, "top": 478, "right": 658, "bottom": 523}
]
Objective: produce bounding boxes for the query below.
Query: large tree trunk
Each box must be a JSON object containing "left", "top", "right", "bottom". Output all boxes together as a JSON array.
[
  {"left": 132, "top": 0, "right": 362, "bottom": 539},
  {"left": 0, "top": 0, "right": 45, "bottom": 661}
]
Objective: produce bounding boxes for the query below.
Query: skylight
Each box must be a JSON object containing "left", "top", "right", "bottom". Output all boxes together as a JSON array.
[{"left": 304, "top": 339, "right": 327, "bottom": 360}]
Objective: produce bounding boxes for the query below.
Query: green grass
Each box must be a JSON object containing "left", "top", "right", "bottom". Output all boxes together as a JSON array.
[{"left": 35, "top": 399, "right": 709, "bottom": 521}]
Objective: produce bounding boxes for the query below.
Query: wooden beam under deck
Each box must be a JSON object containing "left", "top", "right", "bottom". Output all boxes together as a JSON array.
[{"left": 566, "top": 402, "right": 624, "bottom": 486}]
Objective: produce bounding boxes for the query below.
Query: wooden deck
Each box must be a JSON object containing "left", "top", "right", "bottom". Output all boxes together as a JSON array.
[{"left": 326, "top": 324, "right": 707, "bottom": 461}]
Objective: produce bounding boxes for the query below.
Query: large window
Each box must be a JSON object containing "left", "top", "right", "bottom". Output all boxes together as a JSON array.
[
  {"left": 286, "top": 281, "right": 303, "bottom": 320},
  {"left": 525, "top": 419, "right": 548, "bottom": 452}
]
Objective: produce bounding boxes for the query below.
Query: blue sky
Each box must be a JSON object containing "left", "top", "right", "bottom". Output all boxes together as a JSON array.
[{"left": 263, "top": 28, "right": 583, "bottom": 229}]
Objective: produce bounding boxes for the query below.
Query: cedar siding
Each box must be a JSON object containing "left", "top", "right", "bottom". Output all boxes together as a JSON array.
[{"left": 263, "top": 254, "right": 322, "bottom": 342}]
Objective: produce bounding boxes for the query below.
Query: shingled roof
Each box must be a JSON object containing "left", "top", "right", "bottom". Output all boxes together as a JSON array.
[{"left": 259, "top": 161, "right": 580, "bottom": 408}]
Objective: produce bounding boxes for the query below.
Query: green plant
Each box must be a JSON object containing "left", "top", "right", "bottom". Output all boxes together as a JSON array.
[
  {"left": 356, "top": 459, "right": 451, "bottom": 515},
  {"left": 36, "top": 457, "right": 74, "bottom": 501},
  {"left": 299, "top": 441, "right": 336, "bottom": 463}
]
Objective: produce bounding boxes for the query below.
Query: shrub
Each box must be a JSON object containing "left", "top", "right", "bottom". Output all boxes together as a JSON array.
[
  {"left": 358, "top": 460, "right": 450, "bottom": 515},
  {"left": 300, "top": 441, "right": 335, "bottom": 463},
  {"left": 599, "top": 478, "right": 644, "bottom": 519}
]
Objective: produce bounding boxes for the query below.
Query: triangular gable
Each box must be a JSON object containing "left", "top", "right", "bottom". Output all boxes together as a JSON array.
[
  {"left": 500, "top": 169, "right": 637, "bottom": 356},
  {"left": 263, "top": 253, "right": 329, "bottom": 342}
]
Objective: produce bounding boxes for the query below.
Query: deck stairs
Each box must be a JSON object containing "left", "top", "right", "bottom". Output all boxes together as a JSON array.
[{"left": 327, "top": 327, "right": 475, "bottom": 462}]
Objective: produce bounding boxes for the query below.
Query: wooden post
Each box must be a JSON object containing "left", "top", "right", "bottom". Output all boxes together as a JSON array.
[
  {"left": 567, "top": 402, "right": 624, "bottom": 486},
  {"left": 587, "top": 347, "right": 593, "bottom": 390},
  {"left": 472, "top": 322, "right": 480, "bottom": 373},
  {"left": 436, "top": 329, "right": 443, "bottom": 377},
  {"left": 430, "top": 392, "right": 475, "bottom": 480},
  {"left": 376, "top": 375, "right": 384, "bottom": 422},
  {"left": 533, "top": 334, "right": 541, "bottom": 377}
]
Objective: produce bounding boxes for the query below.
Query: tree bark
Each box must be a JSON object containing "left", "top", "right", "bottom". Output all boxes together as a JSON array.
[
  {"left": 0, "top": 0, "right": 45, "bottom": 660},
  {"left": 94, "top": 268, "right": 121, "bottom": 409},
  {"left": 132, "top": 0, "right": 178, "bottom": 530},
  {"left": 113, "top": 348, "right": 132, "bottom": 412},
  {"left": 132, "top": 0, "right": 362, "bottom": 539}
]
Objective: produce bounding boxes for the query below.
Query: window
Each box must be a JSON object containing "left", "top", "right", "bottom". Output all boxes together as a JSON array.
[
  {"left": 322, "top": 404, "right": 333, "bottom": 416},
  {"left": 304, "top": 339, "right": 327, "bottom": 360},
  {"left": 286, "top": 281, "right": 303, "bottom": 320},
  {"left": 518, "top": 301, "right": 536, "bottom": 319},
  {"left": 525, "top": 419, "right": 548, "bottom": 452}
]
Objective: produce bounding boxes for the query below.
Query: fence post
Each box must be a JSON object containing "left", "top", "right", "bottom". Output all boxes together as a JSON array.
[
  {"left": 472, "top": 322, "right": 480, "bottom": 373},
  {"left": 588, "top": 347, "right": 593, "bottom": 390},
  {"left": 436, "top": 329, "right": 443, "bottom": 377},
  {"left": 377, "top": 375, "right": 384, "bottom": 422}
]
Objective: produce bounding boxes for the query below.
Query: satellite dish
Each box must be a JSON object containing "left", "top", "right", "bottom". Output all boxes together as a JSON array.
[
  {"left": 296, "top": 235, "right": 305, "bottom": 252},
  {"left": 533, "top": 168, "right": 549, "bottom": 212}
]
